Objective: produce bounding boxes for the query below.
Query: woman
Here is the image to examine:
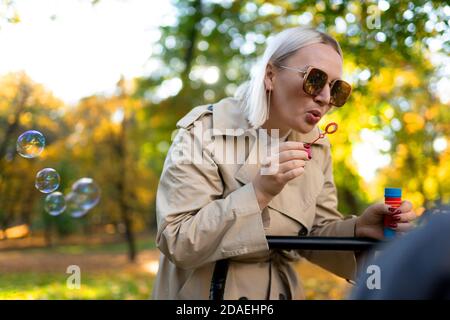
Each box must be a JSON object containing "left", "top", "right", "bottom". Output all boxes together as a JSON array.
[{"left": 152, "top": 27, "right": 417, "bottom": 300}]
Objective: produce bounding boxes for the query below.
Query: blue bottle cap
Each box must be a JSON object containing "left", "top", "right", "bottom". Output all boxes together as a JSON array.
[{"left": 385, "top": 187, "right": 402, "bottom": 198}]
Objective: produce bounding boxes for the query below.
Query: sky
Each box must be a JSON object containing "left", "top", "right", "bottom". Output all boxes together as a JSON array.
[{"left": 0, "top": 0, "right": 174, "bottom": 105}]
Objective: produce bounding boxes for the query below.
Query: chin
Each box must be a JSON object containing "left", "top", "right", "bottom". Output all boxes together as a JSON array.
[{"left": 290, "top": 119, "right": 315, "bottom": 134}]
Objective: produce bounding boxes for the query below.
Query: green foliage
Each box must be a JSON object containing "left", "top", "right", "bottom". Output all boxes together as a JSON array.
[{"left": 136, "top": 0, "right": 450, "bottom": 214}]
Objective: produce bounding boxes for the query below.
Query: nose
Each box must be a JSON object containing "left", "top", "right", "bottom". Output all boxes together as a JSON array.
[{"left": 313, "top": 84, "right": 331, "bottom": 107}]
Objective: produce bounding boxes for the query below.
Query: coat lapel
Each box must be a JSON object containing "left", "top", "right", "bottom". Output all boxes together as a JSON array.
[{"left": 234, "top": 132, "right": 260, "bottom": 185}]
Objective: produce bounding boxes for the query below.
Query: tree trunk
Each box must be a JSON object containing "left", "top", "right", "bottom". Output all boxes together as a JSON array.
[
  {"left": 180, "top": 0, "right": 202, "bottom": 84},
  {"left": 0, "top": 82, "right": 31, "bottom": 162},
  {"left": 44, "top": 218, "right": 53, "bottom": 248},
  {"left": 116, "top": 108, "right": 136, "bottom": 262},
  {"left": 0, "top": 82, "right": 31, "bottom": 217}
]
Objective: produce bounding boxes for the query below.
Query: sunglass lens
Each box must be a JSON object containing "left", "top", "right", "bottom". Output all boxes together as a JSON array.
[
  {"left": 330, "top": 80, "right": 351, "bottom": 107},
  {"left": 304, "top": 68, "right": 328, "bottom": 96}
]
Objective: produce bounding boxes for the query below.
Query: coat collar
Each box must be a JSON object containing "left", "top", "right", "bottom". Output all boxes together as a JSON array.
[{"left": 211, "top": 97, "right": 251, "bottom": 135}]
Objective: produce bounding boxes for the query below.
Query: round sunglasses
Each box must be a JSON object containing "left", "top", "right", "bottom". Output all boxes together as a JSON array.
[{"left": 278, "top": 65, "right": 352, "bottom": 107}]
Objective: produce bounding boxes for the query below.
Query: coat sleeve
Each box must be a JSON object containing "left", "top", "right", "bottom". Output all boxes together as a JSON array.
[
  {"left": 155, "top": 123, "right": 269, "bottom": 270},
  {"left": 299, "top": 144, "right": 358, "bottom": 281}
]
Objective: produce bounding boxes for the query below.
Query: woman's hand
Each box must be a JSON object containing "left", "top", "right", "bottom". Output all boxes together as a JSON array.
[
  {"left": 355, "top": 200, "right": 417, "bottom": 239},
  {"left": 252, "top": 141, "right": 310, "bottom": 209}
]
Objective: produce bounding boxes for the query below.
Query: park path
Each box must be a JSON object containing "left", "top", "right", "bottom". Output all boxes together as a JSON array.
[{"left": 0, "top": 249, "right": 160, "bottom": 273}]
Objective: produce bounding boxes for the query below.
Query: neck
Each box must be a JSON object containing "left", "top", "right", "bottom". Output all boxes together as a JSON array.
[{"left": 261, "top": 113, "right": 291, "bottom": 138}]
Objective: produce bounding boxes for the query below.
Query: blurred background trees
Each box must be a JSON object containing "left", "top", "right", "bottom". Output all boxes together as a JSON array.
[
  {"left": 136, "top": 0, "right": 449, "bottom": 216},
  {"left": 0, "top": 0, "right": 449, "bottom": 262}
]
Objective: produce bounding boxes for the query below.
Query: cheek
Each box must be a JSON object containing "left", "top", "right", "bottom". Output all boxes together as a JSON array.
[
  {"left": 272, "top": 75, "right": 313, "bottom": 121},
  {"left": 275, "top": 87, "right": 310, "bottom": 116},
  {"left": 275, "top": 79, "right": 303, "bottom": 106}
]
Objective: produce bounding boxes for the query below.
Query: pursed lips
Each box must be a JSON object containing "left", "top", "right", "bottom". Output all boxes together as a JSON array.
[{"left": 306, "top": 109, "right": 322, "bottom": 118}]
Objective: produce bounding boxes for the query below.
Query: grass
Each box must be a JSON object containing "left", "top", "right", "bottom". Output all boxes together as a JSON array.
[
  {"left": 0, "top": 261, "right": 350, "bottom": 300},
  {"left": 0, "top": 272, "right": 154, "bottom": 300},
  {"left": 0, "top": 233, "right": 158, "bottom": 299},
  {"left": 0, "top": 233, "right": 351, "bottom": 300}
]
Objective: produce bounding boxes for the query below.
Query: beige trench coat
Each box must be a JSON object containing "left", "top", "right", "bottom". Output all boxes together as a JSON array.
[{"left": 152, "top": 97, "right": 358, "bottom": 300}]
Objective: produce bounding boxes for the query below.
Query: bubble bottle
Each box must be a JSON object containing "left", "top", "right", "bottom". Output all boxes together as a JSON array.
[{"left": 384, "top": 187, "right": 402, "bottom": 238}]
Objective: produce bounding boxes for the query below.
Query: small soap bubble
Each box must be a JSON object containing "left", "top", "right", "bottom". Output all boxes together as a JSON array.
[
  {"left": 35, "top": 168, "right": 60, "bottom": 193},
  {"left": 71, "top": 177, "right": 100, "bottom": 211},
  {"left": 65, "top": 192, "right": 88, "bottom": 218},
  {"left": 44, "top": 192, "right": 66, "bottom": 216},
  {"left": 16, "top": 130, "right": 45, "bottom": 158}
]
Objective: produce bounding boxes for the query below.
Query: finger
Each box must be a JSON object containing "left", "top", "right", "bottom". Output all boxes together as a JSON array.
[
  {"left": 397, "top": 200, "right": 413, "bottom": 213},
  {"left": 261, "top": 154, "right": 282, "bottom": 167},
  {"left": 371, "top": 202, "right": 392, "bottom": 216},
  {"left": 392, "top": 222, "right": 414, "bottom": 233},
  {"left": 278, "top": 141, "right": 308, "bottom": 152},
  {"left": 259, "top": 156, "right": 280, "bottom": 175},
  {"left": 278, "top": 159, "right": 306, "bottom": 174},
  {"left": 278, "top": 149, "right": 309, "bottom": 163},
  {"left": 260, "top": 154, "right": 273, "bottom": 166},
  {"left": 393, "top": 210, "right": 417, "bottom": 223},
  {"left": 281, "top": 166, "right": 305, "bottom": 181}
]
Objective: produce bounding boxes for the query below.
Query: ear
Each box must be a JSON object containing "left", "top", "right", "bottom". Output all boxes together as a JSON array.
[{"left": 264, "top": 62, "right": 275, "bottom": 91}]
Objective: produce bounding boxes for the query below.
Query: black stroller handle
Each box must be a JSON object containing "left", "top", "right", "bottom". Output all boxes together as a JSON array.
[
  {"left": 209, "top": 236, "right": 382, "bottom": 300},
  {"left": 266, "top": 236, "right": 382, "bottom": 251}
]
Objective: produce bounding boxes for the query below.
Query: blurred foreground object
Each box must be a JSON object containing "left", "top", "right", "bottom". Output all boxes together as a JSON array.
[{"left": 350, "top": 203, "right": 450, "bottom": 299}]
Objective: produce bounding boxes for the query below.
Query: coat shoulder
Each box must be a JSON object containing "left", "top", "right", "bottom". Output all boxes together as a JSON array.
[{"left": 176, "top": 104, "right": 213, "bottom": 130}]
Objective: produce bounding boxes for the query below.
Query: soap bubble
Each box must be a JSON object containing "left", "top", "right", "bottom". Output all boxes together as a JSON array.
[
  {"left": 16, "top": 130, "right": 45, "bottom": 158},
  {"left": 71, "top": 177, "right": 100, "bottom": 211},
  {"left": 65, "top": 192, "right": 88, "bottom": 218},
  {"left": 63, "top": 177, "right": 100, "bottom": 218},
  {"left": 35, "top": 168, "right": 60, "bottom": 193},
  {"left": 44, "top": 192, "right": 66, "bottom": 216}
]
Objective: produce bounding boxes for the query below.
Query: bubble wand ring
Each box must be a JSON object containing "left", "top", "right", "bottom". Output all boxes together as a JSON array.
[{"left": 304, "top": 122, "right": 338, "bottom": 150}]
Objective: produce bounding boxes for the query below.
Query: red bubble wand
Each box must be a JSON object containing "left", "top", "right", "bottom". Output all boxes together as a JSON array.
[{"left": 304, "top": 122, "right": 338, "bottom": 158}]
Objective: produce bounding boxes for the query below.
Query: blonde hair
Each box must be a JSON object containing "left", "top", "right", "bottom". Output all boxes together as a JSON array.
[{"left": 236, "top": 27, "right": 342, "bottom": 128}]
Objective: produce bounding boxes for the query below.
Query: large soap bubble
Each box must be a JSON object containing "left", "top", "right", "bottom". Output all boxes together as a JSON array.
[
  {"left": 71, "top": 177, "right": 100, "bottom": 211},
  {"left": 17, "top": 130, "right": 45, "bottom": 158},
  {"left": 65, "top": 192, "right": 88, "bottom": 218}
]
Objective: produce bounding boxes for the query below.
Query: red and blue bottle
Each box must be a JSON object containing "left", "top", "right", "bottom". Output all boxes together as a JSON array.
[{"left": 384, "top": 188, "right": 402, "bottom": 238}]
